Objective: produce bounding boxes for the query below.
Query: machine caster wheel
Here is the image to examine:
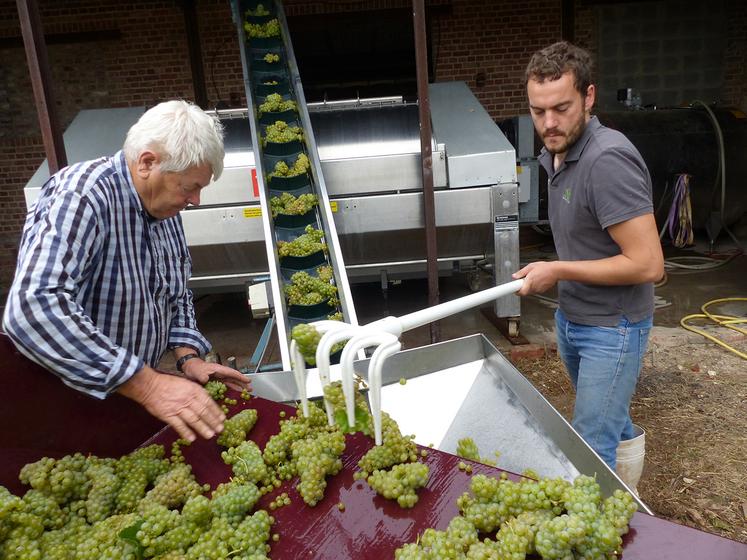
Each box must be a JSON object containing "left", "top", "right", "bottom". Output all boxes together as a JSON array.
[
  {"left": 508, "top": 319, "right": 520, "bottom": 338},
  {"left": 467, "top": 271, "right": 481, "bottom": 292}
]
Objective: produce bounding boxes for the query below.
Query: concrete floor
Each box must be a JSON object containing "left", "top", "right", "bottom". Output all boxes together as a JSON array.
[{"left": 190, "top": 229, "right": 747, "bottom": 372}]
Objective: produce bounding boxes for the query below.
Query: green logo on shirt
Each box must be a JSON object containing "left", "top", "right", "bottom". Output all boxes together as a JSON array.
[{"left": 562, "top": 187, "right": 572, "bottom": 203}]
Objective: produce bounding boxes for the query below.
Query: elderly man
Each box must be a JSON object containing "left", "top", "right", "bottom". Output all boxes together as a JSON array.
[
  {"left": 4, "top": 100, "right": 249, "bottom": 442},
  {"left": 513, "top": 42, "right": 664, "bottom": 483}
]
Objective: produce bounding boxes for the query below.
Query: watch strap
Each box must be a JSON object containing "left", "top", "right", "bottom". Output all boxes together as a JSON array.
[{"left": 176, "top": 352, "right": 200, "bottom": 373}]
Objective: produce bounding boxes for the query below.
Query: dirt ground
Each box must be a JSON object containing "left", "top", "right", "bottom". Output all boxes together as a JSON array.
[{"left": 513, "top": 327, "right": 747, "bottom": 545}]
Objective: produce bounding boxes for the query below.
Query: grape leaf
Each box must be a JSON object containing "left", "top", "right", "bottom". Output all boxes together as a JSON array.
[
  {"left": 118, "top": 519, "right": 145, "bottom": 559},
  {"left": 333, "top": 405, "right": 369, "bottom": 434}
]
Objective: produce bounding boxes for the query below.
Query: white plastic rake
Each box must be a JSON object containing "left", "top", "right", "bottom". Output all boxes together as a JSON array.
[{"left": 289, "top": 279, "right": 524, "bottom": 445}]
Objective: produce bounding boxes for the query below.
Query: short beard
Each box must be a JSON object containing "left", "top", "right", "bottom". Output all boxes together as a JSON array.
[{"left": 543, "top": 112, "right": 587, "bottom": 155}]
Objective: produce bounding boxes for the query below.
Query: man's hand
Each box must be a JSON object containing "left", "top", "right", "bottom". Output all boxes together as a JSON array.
[
  {"left": 512, "top": 261, "right": 560, "bottom": 296},
  {"left": 180, "top": 359, "right": 251, "bottom": 393},
  {"left": 117, "top": 366, "right": 225, "bottom": 442}
]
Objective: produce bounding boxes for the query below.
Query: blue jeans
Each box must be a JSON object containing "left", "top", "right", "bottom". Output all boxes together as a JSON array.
[{"left": 555, "top": 308, "right": 652, "bottom": 470}]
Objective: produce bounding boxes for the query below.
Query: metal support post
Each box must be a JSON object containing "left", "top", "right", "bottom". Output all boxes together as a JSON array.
[{"left": 412, "top": 0, "right": 440, "bottom": 343}]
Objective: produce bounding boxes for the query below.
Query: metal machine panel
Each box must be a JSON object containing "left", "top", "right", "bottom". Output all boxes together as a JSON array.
[
  {"left": 429, "top": 82, "right": 517, "bottom": 187},
  {"left": 321, "top": 152, "right": 447, "bottom": 195},
  {"left": 332, "top": 187, "right": 492, "bottom": 235},
  {"left": 492, "top": 184, "right": 520, "bottom": 319},
  {"left": 24, "top": 107, "right": 146, "bottom": 193},
  {"left": 310, "top": 103, "right": 447, "bottom": 193},
  {"left": 181, "top": 205, "right": 264, "bottom": 246}
]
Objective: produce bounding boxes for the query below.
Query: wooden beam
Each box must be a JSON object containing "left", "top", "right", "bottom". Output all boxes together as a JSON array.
[
  {"left": 413, "top": 0, "right": 440, "bottom": 343},
  {"left": 17, "top": 0, "right": 67, "bottom": 173},
  {"left": 179, "top": 0, "right": 208, "bottom": 108}
]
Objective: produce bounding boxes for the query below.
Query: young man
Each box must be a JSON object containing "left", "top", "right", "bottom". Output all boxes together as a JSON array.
[
  {"left": 4, "top": 100, "right": 249, "bottom": 443},
  {"left": 513, "top": 42, "right": 664, "bottom": 475}
]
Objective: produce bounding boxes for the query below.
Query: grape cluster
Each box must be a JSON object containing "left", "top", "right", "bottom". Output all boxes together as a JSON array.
[
  {"left": 367, "top": 462, "right": 429, "bottom": 508},
  {"left": 136, "top": 500, "right": 187, "bottom": 556},
  {"left": 0, "top": 407, "right": 287, "bottom": 560},
  {"left": 263, "top": 120, "right": 303, "bottom": 144},
  {"left": 257, "top": 402, "right": 350, "bottom": 508},
  {"left": 395, "top": 516, "right": 479, "bottom": 559},
  {"left": 20, "top": 490, "right": 65, "bottom": 530},
  {"left": 210, "top": 481, "right": 261, "bottom": 525},
  {"left": 84, "top": 463, "right": 119, "bottom": 524},
  {"left": 358, "top": 412, "right": 418, "bottom": 474},
  {"left": 285, "top": 268, "right": 338, "bottom": 307},
  {"left": 456, "top": 437, "right": 498, "bottom": 467},
  {"left": 169, "top": 438, "right": 190, "bottom": 464},
  {"left": 290, "top": 323, "right": 322, "bottom": 365},
  {"left": 397, "top": 473, "right": 637, "bottom": 559},
  {"left": 221, "top": 441, "right": 269, "bottom": 486},
  {"left": 277, "top": 225, "right": 325, "bottom": 258},
  {"left": 204, "top": 379, "right": 228, "bottom": 401},
  {"left": 290, "top": 319, "right": 348, "bottom": 368},
  {"left": 216, "top": 408, "right": 258, "bottom": 448},
  {"left": 115, "top": 447, "right": 170, "bottom": 514},
  {"left": 245, "top": 4, "right": 270, "bottom": 17},
  {"left": 263, "top": 52, "right": 280, "bottom": 63},
  {"left": 268, "top": 492, "right": 291, "bottom": 511},
  {"left": 291, "top": 427, "right": 346, "bottom": 506},
  {"left": 268, "top": 153, "right": 310, "bottom": 179},
  {"left": 262, "top": 404, "right": 326, "bottom": 468},
  {"left": 143, "top": 463, "right": 205, "bottom": 510},
  {"left": 243, "top": 18, "right": 280, "bottom": 39},
  {"left": 258, "top": 93, "right": 297, "bottom": 115},
  {"left": 19, "top": 453, "right": 90, "bottom": 505},
  {"left": 270, "top": 192, "right": 318, "bottom": 217},
  {"left": 185, "top": 508, "right": 273, "bottom": 560}
]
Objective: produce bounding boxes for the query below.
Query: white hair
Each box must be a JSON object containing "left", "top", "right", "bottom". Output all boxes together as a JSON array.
[{"left": 123, "top": 100, "right": 225, "bottom": 180}]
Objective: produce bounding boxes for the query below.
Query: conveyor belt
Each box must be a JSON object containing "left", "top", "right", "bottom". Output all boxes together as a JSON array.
[{"left": 231, "top": 0, "right": 358, "bottom": 369}]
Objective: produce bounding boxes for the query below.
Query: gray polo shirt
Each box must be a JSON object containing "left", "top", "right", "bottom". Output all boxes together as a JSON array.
[{"left": 538, "top": 115, "right": 654, "bottom": 327}]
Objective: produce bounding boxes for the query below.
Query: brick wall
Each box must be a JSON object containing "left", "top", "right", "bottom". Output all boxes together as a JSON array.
[
  {"left": 428, "top": 1, "right": 562, "bottom": 118},
  {"left": 1, "top": 0, "right": 745, "bottom": 295},
  {"left": 723, "top": 0, "right": 747, "bottom": 110},
  {"left": 0, "top": 138, "right": 45, "bottom": 294}
]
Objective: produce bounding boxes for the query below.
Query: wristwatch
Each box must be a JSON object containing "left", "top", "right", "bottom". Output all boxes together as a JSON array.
[{"left": 176, "top": 352, "right": 200, "bottom": 373}]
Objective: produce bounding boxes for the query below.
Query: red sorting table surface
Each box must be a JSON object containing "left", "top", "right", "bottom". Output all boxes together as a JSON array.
[
  {"left": 1, "top": 333, "right": 746, "bottom": 559},
  {"left": 146, "top": 395, "right": 747, "bottom": 560}
]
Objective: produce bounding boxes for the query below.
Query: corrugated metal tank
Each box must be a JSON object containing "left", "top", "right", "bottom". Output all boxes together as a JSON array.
[{"left": 597, "top": 107, "right": 747, "bottom": 230}]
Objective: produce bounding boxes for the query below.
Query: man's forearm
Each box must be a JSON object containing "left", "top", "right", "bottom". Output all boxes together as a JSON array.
[
  {"left": 554, "top": 253, "right": 661, "bottom": 286},
  {"left": 116, "top": 365, "right": 159, "bottom": 404}
]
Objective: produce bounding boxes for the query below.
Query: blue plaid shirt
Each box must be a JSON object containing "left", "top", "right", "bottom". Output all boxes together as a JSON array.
[{"left": 3, "top": 151, "right": 210, "bottom": 399}]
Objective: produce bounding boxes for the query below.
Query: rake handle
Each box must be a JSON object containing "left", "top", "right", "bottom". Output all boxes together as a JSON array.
[{"left": 368, "top": 279, "right": 524, "bottom": 335}]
